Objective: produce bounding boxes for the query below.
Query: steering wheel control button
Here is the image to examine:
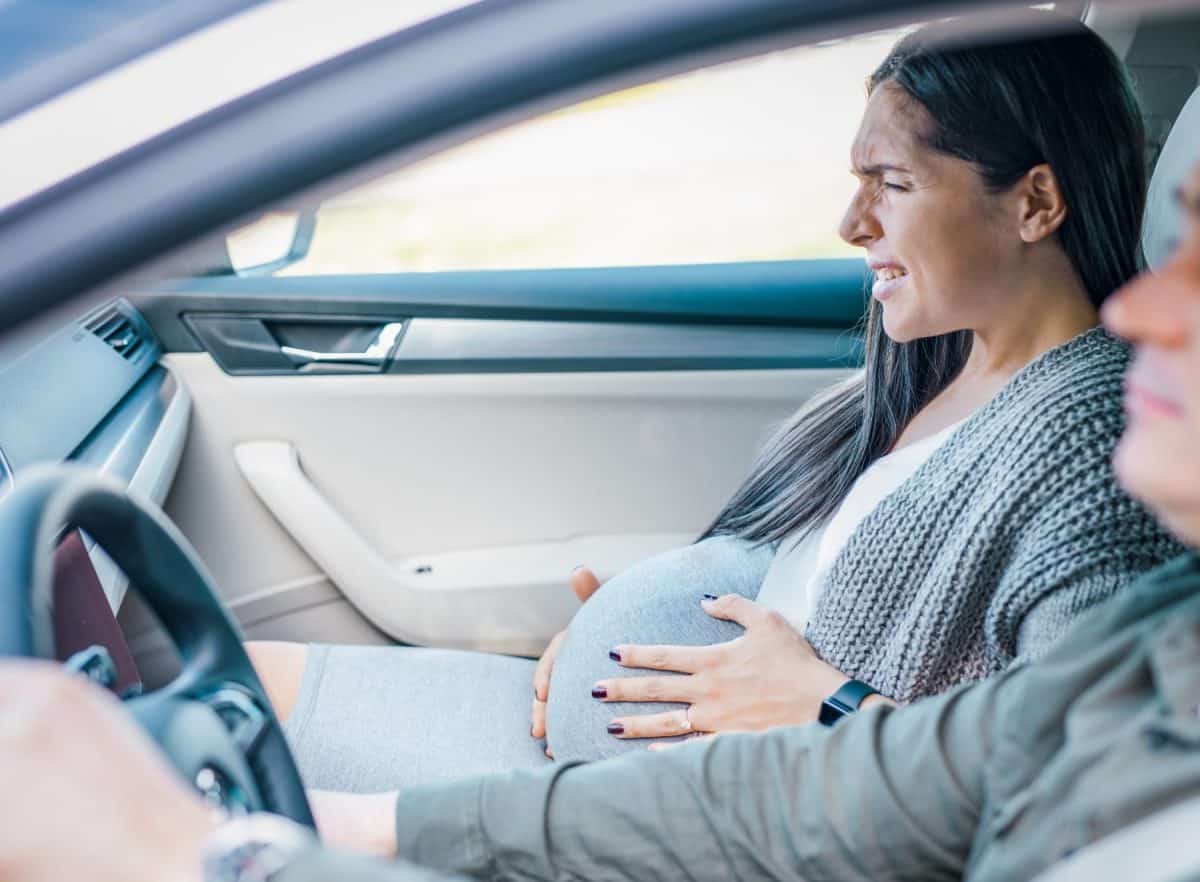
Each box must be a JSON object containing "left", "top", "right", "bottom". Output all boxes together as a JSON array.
[
  {"left": 196, "top": 767, "right": 218, "bottom": 795},
  {"left": 63, "top": 644, "right": 118, "bottom": 689},
  {"left": 196, "top": 765, "right": 251, "bottom": 816},
  {"left": 207, "top": 688, "right": 270, "bottom": 753}
]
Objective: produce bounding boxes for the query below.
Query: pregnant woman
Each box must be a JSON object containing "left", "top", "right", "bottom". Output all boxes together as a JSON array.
[{"left": 248, "top": 16, "right": 1181, "bottom": 792}]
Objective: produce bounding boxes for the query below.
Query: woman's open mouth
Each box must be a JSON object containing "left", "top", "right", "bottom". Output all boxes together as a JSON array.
[{"left": 871, "top": 265, "right": 909, "bottom": 301}]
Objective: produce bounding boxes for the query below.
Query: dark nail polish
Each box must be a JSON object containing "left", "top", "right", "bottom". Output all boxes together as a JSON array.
[
  {"left": 591, "top": 686, "right": 608, "bottom": 699},
  {"left": 609, "top": 650, "right": 622, "bottom": 662},
  {"left": 607, "top": 723, "right": 625, "bottom": 735},
  {"left": 702, "top": 593, "right": 719, "bottom": 601}
]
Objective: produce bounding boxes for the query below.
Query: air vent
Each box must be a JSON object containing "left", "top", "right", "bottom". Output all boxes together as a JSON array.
[{"left": 81, "top": 300, "right": 155, "bottom": 365}]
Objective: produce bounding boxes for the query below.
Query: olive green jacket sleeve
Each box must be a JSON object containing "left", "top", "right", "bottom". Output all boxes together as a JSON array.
[
  {"left": 277, "top": 848, "right": 472, "bottom": 882},
  {"left": 392, "top": 674, "right": 1009, "bottom": 882}
]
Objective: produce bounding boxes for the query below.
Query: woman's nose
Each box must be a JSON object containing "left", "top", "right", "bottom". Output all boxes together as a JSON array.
[{"left": 838, "top": 188, "right": 878, "bottom": 248}]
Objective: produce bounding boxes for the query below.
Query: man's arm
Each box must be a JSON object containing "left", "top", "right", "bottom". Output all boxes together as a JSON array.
[
  {"left": 394, "top": 675, "right": 1006, "bottom": 881},
  {"left": 276, "top": 850, "right": 471, "bottom": 882}
]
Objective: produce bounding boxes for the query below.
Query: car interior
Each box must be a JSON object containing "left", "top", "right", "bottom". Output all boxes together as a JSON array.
[{"left": 0, "top": 0, "right": 1198, "bottom": 835}]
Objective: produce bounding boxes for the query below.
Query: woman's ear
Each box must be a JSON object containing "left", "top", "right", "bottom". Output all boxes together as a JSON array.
[{"left": 1017, "top": 163, "right": 1068, "bottom": 243}]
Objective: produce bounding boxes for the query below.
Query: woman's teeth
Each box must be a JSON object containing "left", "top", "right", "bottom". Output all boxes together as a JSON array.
[{"left": 872, "top": 267, "right": 908, "bottom": 301}]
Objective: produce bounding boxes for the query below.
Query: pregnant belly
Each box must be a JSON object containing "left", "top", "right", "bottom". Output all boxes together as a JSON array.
[{"left": 544, "top": 535, "right": 774, "bottom": 762}]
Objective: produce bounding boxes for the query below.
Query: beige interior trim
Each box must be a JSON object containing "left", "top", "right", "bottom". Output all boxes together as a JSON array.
[
  {"left": 161, "top": 353, "right": 849, "bottom": 652},
  {"left": 236, "top": 438, "right": 692, "bottom": 653}
]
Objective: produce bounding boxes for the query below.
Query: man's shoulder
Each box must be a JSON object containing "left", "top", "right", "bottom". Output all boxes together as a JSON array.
[
  {"left": 1065, "top": 553, "right": 1200, "bottom": 638},
  {"left": 1124, "top": 553, "right": 1200, "bottom": 602}
]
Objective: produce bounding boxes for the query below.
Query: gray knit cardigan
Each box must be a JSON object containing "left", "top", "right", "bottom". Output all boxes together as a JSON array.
[{"left": 805, "top": 327, "right": 1183, "bottom": 703}]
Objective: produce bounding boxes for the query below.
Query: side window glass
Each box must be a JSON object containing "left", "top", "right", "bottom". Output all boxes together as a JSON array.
[{"left": 234, "top": 30, "right": 908, "bottom": 276}]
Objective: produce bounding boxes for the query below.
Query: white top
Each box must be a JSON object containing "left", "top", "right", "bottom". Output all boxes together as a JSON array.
[{"left": 756, "top": 419, "right": 964, "bottom": 632}]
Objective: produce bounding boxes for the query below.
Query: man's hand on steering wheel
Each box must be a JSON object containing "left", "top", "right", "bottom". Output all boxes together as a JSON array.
[{"left": 0, "top": 659, "right": 215, "bottom": 882}]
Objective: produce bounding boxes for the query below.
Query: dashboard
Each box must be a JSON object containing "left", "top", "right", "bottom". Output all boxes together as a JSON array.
[{"left": 0, "top": 297, "right": 189, "bottom": 612}]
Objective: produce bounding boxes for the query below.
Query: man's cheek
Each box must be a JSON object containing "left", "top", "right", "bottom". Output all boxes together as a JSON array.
[{"left": 1185, "top": 329, "right": 1200, "bottom": 420}]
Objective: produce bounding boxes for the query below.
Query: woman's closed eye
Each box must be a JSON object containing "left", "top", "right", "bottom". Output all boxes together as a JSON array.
[{"left": 882, "top": 180, "right": 910, "bottom": 192}]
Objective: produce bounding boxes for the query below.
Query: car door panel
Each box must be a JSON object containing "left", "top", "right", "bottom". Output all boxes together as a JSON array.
[{"left": 128, "top": 259, "right": 864, "bottom": 656}]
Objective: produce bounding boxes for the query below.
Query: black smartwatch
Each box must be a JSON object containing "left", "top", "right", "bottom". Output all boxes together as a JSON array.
[{"left": 818, "top": 679, "right": 879, "bottom": 726}]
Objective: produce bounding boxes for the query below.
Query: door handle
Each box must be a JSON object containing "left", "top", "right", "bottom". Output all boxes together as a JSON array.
[{"left": 279, "top": 321, "right": 405, "bottom": 368}]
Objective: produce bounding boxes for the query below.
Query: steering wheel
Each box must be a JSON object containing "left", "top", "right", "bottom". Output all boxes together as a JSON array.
[{"left": 0, "top": 465, "right": 314, "bottom": 827}]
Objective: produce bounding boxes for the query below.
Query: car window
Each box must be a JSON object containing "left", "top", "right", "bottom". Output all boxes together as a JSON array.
[{"left": 236, "top": 29, "right": 908, "bottom": 276}]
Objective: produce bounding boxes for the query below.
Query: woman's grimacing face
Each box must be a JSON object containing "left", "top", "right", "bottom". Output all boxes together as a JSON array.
[
  {"left": 838, "top": 82, "right": 1036, "bottom": 342},
  {"left": 1103, "top": 161, "right": 1200, "bottom": 546}
]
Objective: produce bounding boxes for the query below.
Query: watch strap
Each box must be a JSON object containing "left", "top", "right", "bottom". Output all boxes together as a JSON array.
[{"left": 818, "top": 678, "right": 878, "bottom": 727}]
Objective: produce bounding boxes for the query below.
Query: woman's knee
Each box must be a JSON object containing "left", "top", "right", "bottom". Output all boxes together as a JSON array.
[{"left": 245, "top": 640, "right": 310, "bottom": 724}]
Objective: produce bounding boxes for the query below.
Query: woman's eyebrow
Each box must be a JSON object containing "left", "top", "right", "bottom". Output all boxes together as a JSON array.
[{"left": 854, "top": 162, "right": 913, "bottom": 177}]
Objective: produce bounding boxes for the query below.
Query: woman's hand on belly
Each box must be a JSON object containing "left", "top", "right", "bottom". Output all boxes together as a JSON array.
[
  {"left": 594, "top": 595, "right": 853, "bottom": 740},
  {"left": 531, "top": 566, "right": 603, "bottom": 753}
]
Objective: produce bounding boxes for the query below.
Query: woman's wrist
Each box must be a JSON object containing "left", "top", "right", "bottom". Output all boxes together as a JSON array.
[
  {"left": 815, "top": 675, "right": 893, "bottom": 725},
  {"left": 814, "top": 663, "right": 852, "bottom": 698},
  {"left": 808, "top": 662, "right": 855, "bottom": 717},
  {"left": 858, "top": 693, "right": 895, "bottom": 711}
]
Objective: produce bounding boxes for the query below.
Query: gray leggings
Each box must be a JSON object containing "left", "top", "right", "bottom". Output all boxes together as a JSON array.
[{"left": 283, "top": 535, "right": 774, "bottom": 792}]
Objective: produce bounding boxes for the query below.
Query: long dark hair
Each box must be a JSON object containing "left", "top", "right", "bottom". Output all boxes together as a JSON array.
[{"left": 702, "top": 14, "right": 1146, "bottom": 544}]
